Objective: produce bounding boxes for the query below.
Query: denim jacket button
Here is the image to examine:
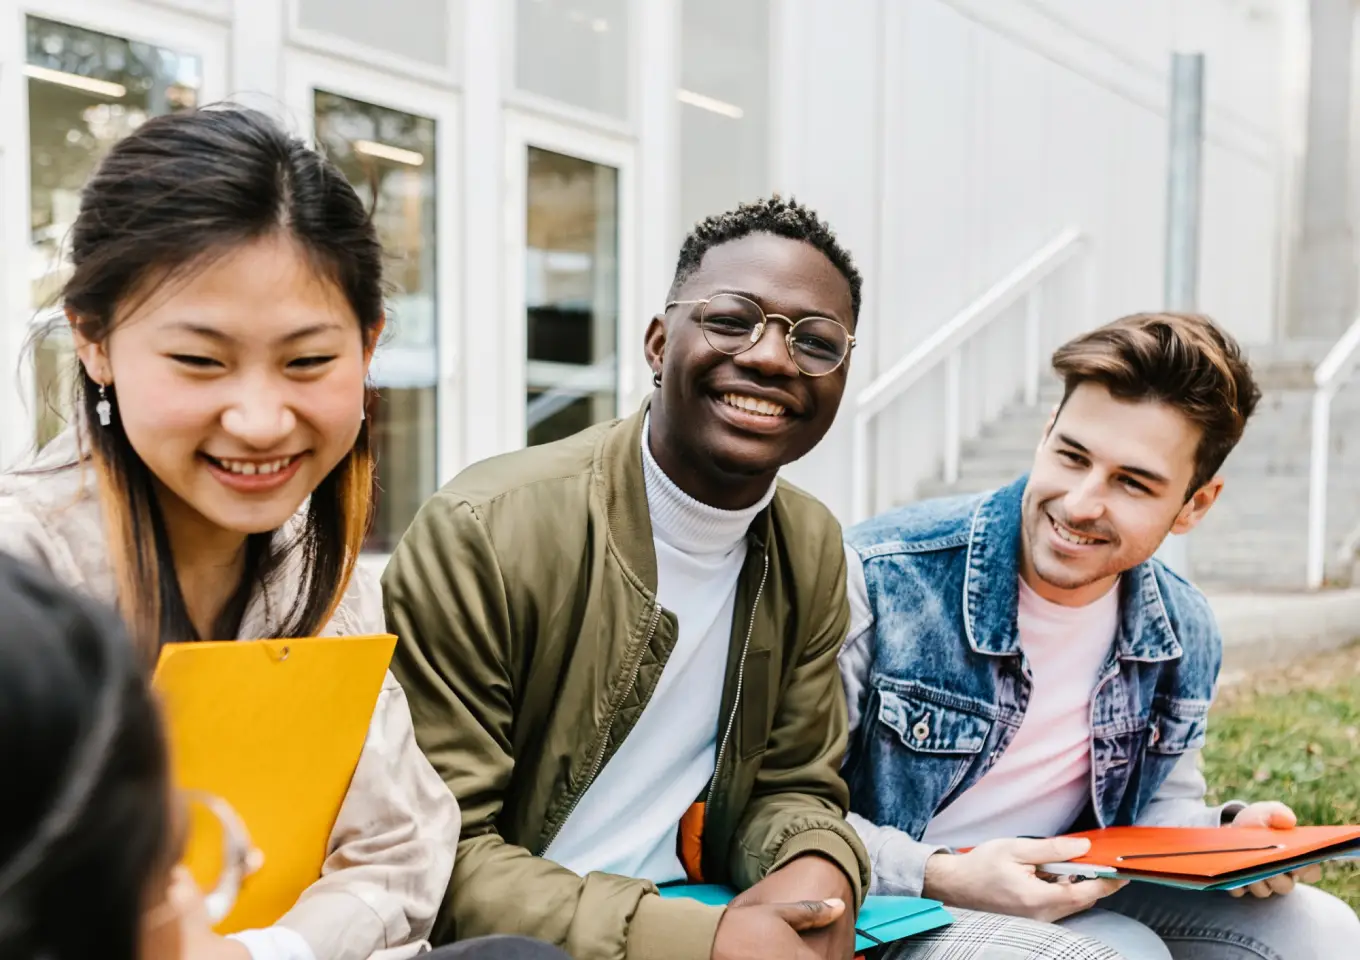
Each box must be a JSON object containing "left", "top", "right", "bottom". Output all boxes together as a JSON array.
[{"left": 912, "top": 718, "right": 931, "bottom": 741}]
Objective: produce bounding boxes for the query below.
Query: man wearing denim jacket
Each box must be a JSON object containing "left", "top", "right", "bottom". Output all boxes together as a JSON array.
[{"left": 841, "top": 314, "right": 1360, "bottom": 959}]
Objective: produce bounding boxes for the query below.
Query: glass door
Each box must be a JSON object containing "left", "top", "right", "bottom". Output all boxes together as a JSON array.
[
  {"left": 313, "top": 89, "right": 438, "bottom": 553},
  {"left": 286, "top": 52, "right": 459, "bottom": 557},
  {"left": 504, "top": 114, "right": 636, "bottom": 451},
  {"left": 524, "top": 147, "right": 619, "bottom": 446}
]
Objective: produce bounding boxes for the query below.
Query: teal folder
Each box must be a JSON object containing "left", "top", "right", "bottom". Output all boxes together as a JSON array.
[{"left": 657, "top": 884, "right": 954, "bottom": 952}]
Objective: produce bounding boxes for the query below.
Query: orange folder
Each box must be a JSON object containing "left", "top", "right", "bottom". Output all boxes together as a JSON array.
[
  {"left": 1059, "top": 825, "right": 1360, "bottom": 890},
  {"left": 153, "top": 635, "right": 397, "bottom": 932}
]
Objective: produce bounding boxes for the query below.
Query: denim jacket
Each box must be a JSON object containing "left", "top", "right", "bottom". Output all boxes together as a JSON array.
[{"left": 840, "top": 477, "right": 1244, "bottom": 897}]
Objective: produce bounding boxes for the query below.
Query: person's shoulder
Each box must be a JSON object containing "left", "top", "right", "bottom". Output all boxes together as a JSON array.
[
  {"left": 772, "top": 475, "right": 838, "bottom": 525},
  {"left": 1147, "top": 558, "right": 1221, "bottom": 647},
  {"left": 0, "top": 486, "right": 56, "bottom": 567},
  {"left": 0, "top": 447, "right": 101, "bottom": 588},
  {"left": 844, "top": 488, "right": 989, "bottom": 558},
  {"left": 325, "top": 560, "right": 387, "bottom": 637},
  {"left": 433, "top": 419, "right": 614, "bottom": 514}
]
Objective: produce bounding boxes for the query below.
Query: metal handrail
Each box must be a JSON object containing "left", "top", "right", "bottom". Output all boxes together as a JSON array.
[
  {"left": 1306, "top": 315, "right": 1360, "bottom": 588},
  {"left": 850, "top": 227, "right": 1087, "bottom": 523}
]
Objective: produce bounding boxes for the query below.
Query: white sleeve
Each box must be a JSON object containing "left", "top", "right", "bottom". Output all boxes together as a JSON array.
[
  {"left": 847, "top": 813, "right": 950, "bottom": 898},
  {"left": 1136, "top": 749, "right": 1247, "bottom": 828},
  {"left": 838, "top": 542, "right": 875, "bottom": 737},
  {"left": 228, "top": 926, "right": 316, "bottom": 960}
]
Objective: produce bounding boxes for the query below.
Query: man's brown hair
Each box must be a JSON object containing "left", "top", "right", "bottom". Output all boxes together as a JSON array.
[{"left": 1051, "top": 312, "right": 1261, "bottom": 497}]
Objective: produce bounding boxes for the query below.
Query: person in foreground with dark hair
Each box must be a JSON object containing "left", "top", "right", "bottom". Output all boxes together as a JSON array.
[
  {"left": 0, "top": 550, "right": 572, "bottom": 960},
  {"left": 385, "top": 197, "right": 874, "bottom": 960},
  {"left": 0, "top": 549, "right": 178, "bottom": 960},
  {"left": 0, "top": 106, "right": 461, "bottom": 960},
  {"left": 842, "top": 313, "right": 1360, "bottom": 958}
]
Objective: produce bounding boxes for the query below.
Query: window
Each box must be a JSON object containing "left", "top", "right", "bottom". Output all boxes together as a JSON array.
[
  {"left": 524, "top": 147, "right": 619, "bottom": 446},
  {"left": 679, "top": 0, "right": 770, "bottom": 234},
  {"left": 515, "top": 0, "right": 629, "bottom": 119},
  {"left": 313, "top": 91, "right": 438, "bottom": 552},
  {"left": 25, "top": 16, "right": 200, "bottom": 444}
]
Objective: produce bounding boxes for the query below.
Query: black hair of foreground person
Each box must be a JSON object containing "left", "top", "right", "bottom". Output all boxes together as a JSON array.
[{"left": 0, "top": 550, "right": 171, "bottom": 960}]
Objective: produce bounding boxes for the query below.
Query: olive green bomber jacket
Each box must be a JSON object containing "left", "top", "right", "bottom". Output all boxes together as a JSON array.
[{"left": 383, "top": 405, "right": 869, "bottom": 960}]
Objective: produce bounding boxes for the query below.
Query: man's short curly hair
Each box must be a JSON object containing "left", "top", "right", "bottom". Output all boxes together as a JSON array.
[{"left": 669, "top": 195, "right": 863, "bottom": 321}]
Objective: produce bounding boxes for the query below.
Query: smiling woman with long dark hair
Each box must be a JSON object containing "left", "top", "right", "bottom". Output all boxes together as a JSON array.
[{"left": 0, "top": 105, "right": 459, "bottom": 960}]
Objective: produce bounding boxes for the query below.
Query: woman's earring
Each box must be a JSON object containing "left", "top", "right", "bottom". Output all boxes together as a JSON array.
[
  {"left": 96, "top": 384, "right": 112, "bottom": 427},
  {"left": 652, "top": 370, "right": 662, "bottom": 388}
]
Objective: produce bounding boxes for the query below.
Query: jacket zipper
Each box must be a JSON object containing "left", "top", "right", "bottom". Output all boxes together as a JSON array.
[
  {"left": 539, "top": 602, "right": 663, "bottom": 852},
  {"left": 706, "top": 547, "right": 770, "bottom": 808}
]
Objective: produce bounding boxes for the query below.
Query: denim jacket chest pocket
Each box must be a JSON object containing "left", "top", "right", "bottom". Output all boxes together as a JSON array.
[
  {"left": 1145, "top": 698, "right": 1209, "bottom": 755},
  {"left": 862, "top": 680, "right": 995, "bottom": 834}
]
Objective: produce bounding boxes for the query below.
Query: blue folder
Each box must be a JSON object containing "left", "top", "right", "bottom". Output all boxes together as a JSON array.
[{"left": 658, "top": 883, "right": 954, "bottom": 953}]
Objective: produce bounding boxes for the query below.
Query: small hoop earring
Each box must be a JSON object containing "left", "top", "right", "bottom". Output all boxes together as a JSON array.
[
  {"left": 95, "top": 383, "right": 113, "bottom": 427},
  {"left": 652, "top": 371, "right": 662, "bottom": 388}
]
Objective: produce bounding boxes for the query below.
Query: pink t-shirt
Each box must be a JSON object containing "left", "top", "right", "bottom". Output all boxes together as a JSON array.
[{"left": 921, "top": 577, "right": 1119, "bottom": 849}]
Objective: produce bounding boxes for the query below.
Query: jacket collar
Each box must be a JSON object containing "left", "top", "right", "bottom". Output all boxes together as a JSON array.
[
  {"left": 599, "top": 400, "right": 772, "bottom": 592},
  {"left": 962, "top": 475, "right": 1182, "bottom": 662},
  {"left": 600, "top": 402, "right": 661, "bottom": 590}
]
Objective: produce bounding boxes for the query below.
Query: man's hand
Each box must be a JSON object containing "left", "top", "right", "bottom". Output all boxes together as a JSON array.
[
  {"left": 923, "top": 837, "right": 1128, "bottom": 923},
  {"left": 1226, "top": 802, "right": 1324, "bottom": 899},
  {"left": 711, "top": 898, "right": 846, "bottom": 960},
  {"left": 731, "top": 855, "right": 856, "bottom": 960}
]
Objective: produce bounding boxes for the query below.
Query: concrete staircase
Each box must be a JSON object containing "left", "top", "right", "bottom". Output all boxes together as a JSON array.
[{"left": 914, "top": 348, "right": 1360, "bottom": 590}]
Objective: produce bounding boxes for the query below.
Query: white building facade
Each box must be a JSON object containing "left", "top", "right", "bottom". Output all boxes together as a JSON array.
[{"left": 0, "top": 0, "right": 1295, "bottom": 557}]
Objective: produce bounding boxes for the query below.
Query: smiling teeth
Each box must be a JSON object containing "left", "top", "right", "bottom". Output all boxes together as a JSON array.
[
  {"left": 216, "top": 457, "right": 295, "bottom": 476},
  {"left": 722, "top": 393, "right": 787, "bottom": 417},
  {"left": 1051, "top": 516, "right": 1100, "bottom": 546}
]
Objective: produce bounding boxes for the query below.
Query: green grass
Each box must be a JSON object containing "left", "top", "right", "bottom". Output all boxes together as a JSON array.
[{"left": 1202, "top": 647, "right": 1360, "bottom": 909}]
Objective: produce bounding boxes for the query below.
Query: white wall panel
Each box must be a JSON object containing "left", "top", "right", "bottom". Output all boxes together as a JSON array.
[{"left": 784, "top": 0, "right": 1285, "bottom": 519}]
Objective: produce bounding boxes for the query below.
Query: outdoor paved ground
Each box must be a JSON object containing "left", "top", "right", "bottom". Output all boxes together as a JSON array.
[{"left": 1211, "top": 588, "right": 1360, "bottom": 679}]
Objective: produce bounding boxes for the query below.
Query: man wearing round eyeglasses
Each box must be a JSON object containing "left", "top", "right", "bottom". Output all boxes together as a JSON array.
[
  {"left": 649, "top": 286, "right": 856, "bottom": 509},
  {"left": 386, "top": 197, "right": 872, "bottom": 960}
]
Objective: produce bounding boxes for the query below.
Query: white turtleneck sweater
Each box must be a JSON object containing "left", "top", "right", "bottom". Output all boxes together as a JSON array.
[{"left": 542, "top": 418, "right": 776, "bottom": 883}]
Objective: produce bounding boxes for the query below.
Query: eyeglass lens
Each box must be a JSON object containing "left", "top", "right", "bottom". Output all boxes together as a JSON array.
[{"left": 697, "top": 293, "right": 849, "bottom": 375}]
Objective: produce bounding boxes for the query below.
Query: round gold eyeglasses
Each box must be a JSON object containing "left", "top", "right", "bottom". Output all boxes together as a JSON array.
[{"left": 665, "top": 293, "right": 855, "bottom": 377}]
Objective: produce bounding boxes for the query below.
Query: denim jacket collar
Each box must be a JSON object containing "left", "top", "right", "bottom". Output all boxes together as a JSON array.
[{"left": 963, "top": 475, "right": 1183, "bottom": 663}]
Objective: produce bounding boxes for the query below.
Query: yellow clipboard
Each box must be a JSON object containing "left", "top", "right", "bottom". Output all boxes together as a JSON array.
[{"left": 152, "top": 634, "right": 397, "bottom": 933}]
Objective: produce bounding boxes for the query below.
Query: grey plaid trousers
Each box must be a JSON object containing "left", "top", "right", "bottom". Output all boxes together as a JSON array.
[{"left": 877, "top": 909, "right": 1124, "bottom": 960}]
